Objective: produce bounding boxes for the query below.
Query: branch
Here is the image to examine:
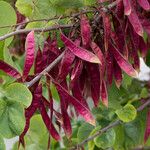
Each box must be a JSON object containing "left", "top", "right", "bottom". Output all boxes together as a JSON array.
[
  {"left": 26, "top": 51, "right": 65, "bottom": 88},
  {"left": 0, "top": 0, "right": 120, "bottom": 29},
  {"left": 0, "top": 0, "right": 120, "bottom": 41},
  {"left": 0, "top": 10, "right": 94, "bottom": 29},
  {"left": 0, "top": 24, "right": 73, "bottom": 41},
  {"left": 70, "top": 99, "right": 150, "bottom": 150}
]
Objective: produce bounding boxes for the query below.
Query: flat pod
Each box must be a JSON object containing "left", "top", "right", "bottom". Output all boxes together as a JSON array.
[
  {"left": 72, "top": 81, "right": 89, "bottom": 109},
  {"left": 57, "top": 81, "right": 72, "bottom": 138},
  {"left": 110, "top": 44, "right": 138, "bottom": 78},
  {"left": 20, "top": 85, "right": 41, "bottom": 142},
  {"left": 23, "top": 31, "right": 35, "bottom": 80},
  {"left": 102, "top": 12, "right": 111, "bottom": 51},
  {"left": 53, "top": 79, "right": 95, "bottom": 126},
  {"left": 90, "top": 42, "right": 105, "bottom": 78},
  {"left": 106, "top": 50, "right": 113, "bottom": 85},
  {"left": 128, "top": 10, "right": 143, "bottom": 37},
  {"left": 61, "top": 33, "right": 100, "bottom": 64},
  {"left": 0, "top": 60, "right": 21, "bottom": 79},
  {"left": 58, "top": 49, "right": 75, "bottom": 82},
  {"left": 139, "top": 37, "right": 148, "bottom": 57},
  {"left": 140, "top": 17, "right": 150, "bottom": 35},
  {"left": 123, "top": 0, "right": 132, "bottom": 15},
  {"left": 70, "top": 59, "right": 83, "bottom": 89},
  {"left": 86, "top": 63, "right": 100, "bottom": 107},
  {"left": 80, "top": 14, "right": 91, "bottom": 48},
  {"left": 138, "top": 0, "right": 150, "bottom": 10},
  {"left": 38, "top": 85, "right": 60, "bottom": 141},
  {"left": 100, "top": 80, "right": 108, "bottom": 107},
  {"left": 113, "top": 59, "right": 122, "bottom": 88},
  {"left": 34, "top": 49, "right": 43, "bottom": 74}
]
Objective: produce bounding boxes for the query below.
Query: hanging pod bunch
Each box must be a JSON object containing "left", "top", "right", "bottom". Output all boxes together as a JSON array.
[{"left": 0, "top": 0, "right": 150, "bottom": 145}]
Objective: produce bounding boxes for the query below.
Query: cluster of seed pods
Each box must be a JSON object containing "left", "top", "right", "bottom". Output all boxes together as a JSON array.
[{"left": 0, "top": 0, "right": 150, "bottom": 144}]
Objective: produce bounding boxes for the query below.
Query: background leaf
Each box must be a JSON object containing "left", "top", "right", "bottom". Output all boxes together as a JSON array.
[
  {"left": 0, "top": 134, "right": 5, "bottom": 150},
  {"left": 77, "top": 122, "right": 94, "bottom": 142},
  {"left": 115, "top": 104, "right": 137, "bottom": 122},
  {"left": 0, "top": 1, "right": 17, "bottom": 46},
  {"left": 94, "top": 128, "right": 116, "bottom": 149}
]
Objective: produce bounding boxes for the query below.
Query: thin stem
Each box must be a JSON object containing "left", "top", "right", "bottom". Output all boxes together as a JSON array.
[
  {"left": 70, "top": 99, "right": 150, "bottom": 150},
  {"left": 0, "top": 10, "right": 94, "bottom": 29},
  {"left": 26, "top": 51, "right": 65, "bottom": 88},
  {"left": 0, "top": 0, "right": 120, "bottom": 41},
  {"left": 0, "top": 24, "right": 73, "bottom": 41}
]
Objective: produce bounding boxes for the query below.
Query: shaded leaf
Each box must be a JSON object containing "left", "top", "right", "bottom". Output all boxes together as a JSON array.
[
  {"left": 77, "top": 122, "right": 94, "bottom": 142},
  {"left": 94, "top": 128, "right": 116, "bottom": 149}
]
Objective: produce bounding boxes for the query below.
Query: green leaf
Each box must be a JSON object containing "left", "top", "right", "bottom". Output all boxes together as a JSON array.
[
  {"left": 0, "top": 99, "right": 7, "bottom": 118},
  {"left": 50, "top": 0, "right": 83, "bottom": 15},
  {"left": 77, "top": 122, "right": 94, "bottom": 142},
  {"left": 51, "top": 83, "right": 60, "bottom": 101},
  {"left": 0, "top": 134, "right": 5, "bottom": 150},
  {"left": 16, "top": 0, "right": 55, "bottom": 19},
  {"left": 124, "top": 119, "right": 143, "bottom": 146},
  {"left": 12, "top": 115, "right": 49, "bottom": 150},
  {"left": 140, "top": 88, "right": 149, "bottom": 98},
  {"left": 115, "top": 104, "right": 137, "bottom": 122},
  {"left": 29, "top": 114, "right": 48, "bottom": 142},
  {"left": 0, "top": 101, "right": 25, "bottom": 138},
  {"left": 94, "top": 128, "right": 116, "bottom": 149},
  {"left": 63, "top": 137, "right": 78, "bottom": 149},
  {"left": 0, "top": 109, "right": 15, "bottom": 138},
  {"left": 3, "top": 47, "right": 22, "bottom": 73},
  {"left": 0, "top": 1, "right": 17, "bottom": 45},
  {"left": 108, "top": 83, "right": 124, "bottom": 109},
  {"left": 0, "top": 41, "right": 4, "bottom": 60},
  {"left": 83, "top": 0, "right": 96, "bottom": 6},
  {"left": 113, "top": 125, "right": 125, "bottom": 150},
  {"left": 5, "top": 83, "right": 32, "bottom": 107},
  {"left": 15, "top": 0, "right": 33, "bottom": 17},
  {"left": 88, "top": 126, "right": 101, "bottom": 150},
  {"left": 8, "top": 102, "right": 25, "bottom": 135},
  {"left": 122, "top": 73, "right": 133, "bottom": 89}
]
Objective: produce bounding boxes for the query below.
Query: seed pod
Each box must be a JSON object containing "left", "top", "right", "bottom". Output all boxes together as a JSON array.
[
  {"left": 138, "top": 0, "right": 150, "bottom": 11},
  {"left": 53, "top": 79, "right": 95, "bottom": 126},
  {"left": 102, "top": 12, "right": 111, "bottom": 51},
  {"left": 58, "top": 49, "right": 75, "bottom": 82},
  {"left": 70, "top": 59, "right": 83, "bottom": 89},
  {"left": 0, "top": 60, "right": 21, "bottom": 79},
  {"left": 113, "top": 59, "right": 122, "bottom": 88},
  {"left": 86, "top": 63, "right": 100, "bottom": 107},
  {"left": 61, "top": 33, "right": 100, "bottom": 64},
  {"left": 123, "top": 0, "right": 132, "bottom": 15},
  {"left": 106, "top": 50, "right": 113, "bottom": 85},
  {"left": 111, "top": 44, "right": 138, "bottom": 77},
  {"left": 34, "top": 49, "right": 43, "bottom": 74},
  {"left": 57, "top": 81, "right": 72, "bottom": 138},
  {"left": 80, "top": 14, "right": 91, "bottom": 48},
  {"left": 100, "top": 80, "right": 108, "bottom": 107},
  {"left": 23, "top": 31, "right": 35, "bottom": 80},
  {"left": 128, "top": 10, "right": 143, "bottom": 36}
]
